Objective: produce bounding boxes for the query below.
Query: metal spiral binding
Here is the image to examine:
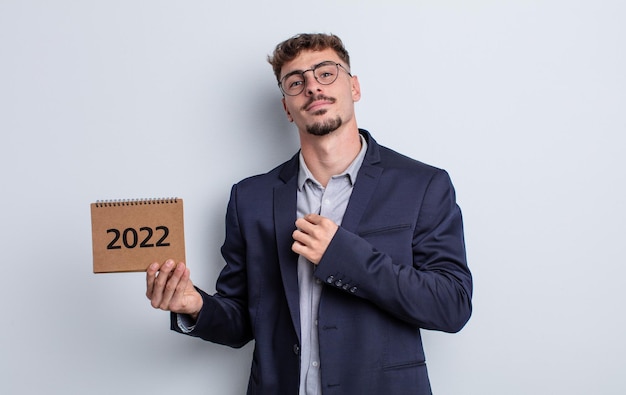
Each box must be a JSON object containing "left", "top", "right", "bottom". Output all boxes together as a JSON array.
[{"left": 94, "top": 197, "right": 179, "bottom": 207}]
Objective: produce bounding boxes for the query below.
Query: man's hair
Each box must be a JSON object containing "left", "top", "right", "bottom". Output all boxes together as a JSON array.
[{"left": 267, "top": 33, "right": 350, "bottom": 82}]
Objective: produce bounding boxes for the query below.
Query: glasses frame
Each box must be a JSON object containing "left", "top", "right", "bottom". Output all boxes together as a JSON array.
[{"left": 278, "top": 61, "right": 352, "bottom": 96}]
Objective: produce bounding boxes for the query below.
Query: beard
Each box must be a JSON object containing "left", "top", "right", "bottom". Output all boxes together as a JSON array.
[
  {"left": 302, "top": 94, "right": 342, "bottom": 136},
  {"left": 305, "top": 113, "right": 343, "bottom": 136}
]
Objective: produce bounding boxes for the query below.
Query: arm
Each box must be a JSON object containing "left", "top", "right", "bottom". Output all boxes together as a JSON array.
[
  {"left": 183, "top": 184, "right": 253, "bottom": 347},
  {"left": 146, "top": 185, "right": 253, "bottom": 348},
  {"left": 308, "top": 170, "right": 472, "bottom": 333}
]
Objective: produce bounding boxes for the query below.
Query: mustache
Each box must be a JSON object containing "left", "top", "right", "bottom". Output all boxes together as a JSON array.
[{"left": 301, "top": 95, "right": 336, "bottom": 111}]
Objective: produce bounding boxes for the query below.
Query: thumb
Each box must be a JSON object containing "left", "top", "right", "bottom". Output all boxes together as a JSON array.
[{"left": 304, "top": 213, "right": 322, "bottom": 224}]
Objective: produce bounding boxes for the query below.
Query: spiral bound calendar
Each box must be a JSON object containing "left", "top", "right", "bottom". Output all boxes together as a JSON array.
[{"left": 90, "top": 198, "right": 186, "bottom": 273}]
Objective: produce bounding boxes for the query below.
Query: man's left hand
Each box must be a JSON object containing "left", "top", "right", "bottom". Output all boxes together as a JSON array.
[{"left": 292, "top": 213, "right": 339, "bottom": 265}]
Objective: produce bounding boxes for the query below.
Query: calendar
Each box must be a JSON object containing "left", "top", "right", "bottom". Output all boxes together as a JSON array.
[{"left": 90, "top": 198, "right": 185, "bottom": 273}]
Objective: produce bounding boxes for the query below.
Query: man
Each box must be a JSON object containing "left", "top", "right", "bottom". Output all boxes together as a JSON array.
[{"left": 146, "top": 33, "right": 472, "bottom": 394}]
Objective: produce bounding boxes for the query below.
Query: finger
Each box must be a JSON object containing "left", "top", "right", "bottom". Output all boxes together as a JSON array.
[
  {"left": 170, "top": 266, "right": 192, "bottom": 310},
  {"left": 292, "top": 239, "right": 320, "bottom": 264},
  {"left": 295, "top": 217, "right": 316, "bottom": 235},
  {"left": 150, "top": 259, "right": 175, "bottom": 308},
  {"left": 177, "top": 266, "right": 190, "bottom": 293},
  {"left": 292, "top": 228, "right": 313, "bottom": 247},
  {"left": 146, "top": 262, "right": 160, "bottom": 299},
  {"left": 303, "top": 213, "right": 322, "bottom": 224},
  {"left": 296, "top": 214, "right": 322, "bottom": 230},
  {"left": 154, "top": 259, "right": 176, "bottom": 288},
  {"left": 292, "top": 240, "right": 312, "bottom": 262},
  {"left": 159, "top": 262, "right": 187, "bottom": 310}
]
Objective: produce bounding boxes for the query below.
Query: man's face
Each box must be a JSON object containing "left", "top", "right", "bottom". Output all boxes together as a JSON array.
[{"left": 280, "top": 48, "right": 361, "bottom": 136}]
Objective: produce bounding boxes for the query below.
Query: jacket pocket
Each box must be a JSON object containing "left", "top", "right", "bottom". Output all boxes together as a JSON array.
[
  {"left": 382, "top": 359, "right": 426, "bottom": 371},
  {"left": 359, "top": 223, "right": 411, "bottom": 237}
]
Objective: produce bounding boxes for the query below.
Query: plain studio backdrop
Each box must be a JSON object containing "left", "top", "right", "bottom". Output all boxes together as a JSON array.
[{"left": 1, "top": 1, "right": 624, "bottom": 394}]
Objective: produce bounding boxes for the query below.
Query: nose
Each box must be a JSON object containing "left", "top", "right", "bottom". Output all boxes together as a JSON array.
[{"left": 302, "top": 71, "right": 323, "bottom": 96}]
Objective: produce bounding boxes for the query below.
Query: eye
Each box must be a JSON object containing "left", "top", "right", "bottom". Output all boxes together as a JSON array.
[
  {"left": 282, "top": 73, "right": 305, "bottom": 93},
  {"left": 289, "top": 79, "right": 303, "bottom": 88},
  {"left": 315, "top": 65, "right": 337, "bottom": 83}
]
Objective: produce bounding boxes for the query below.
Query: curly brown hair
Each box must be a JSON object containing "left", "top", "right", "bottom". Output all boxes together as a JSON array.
[{"left": 267, "top": 33, "right": 350, "bottom": 82}]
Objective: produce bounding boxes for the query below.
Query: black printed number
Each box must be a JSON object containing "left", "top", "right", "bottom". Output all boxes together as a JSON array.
[{"left": 106, "top": 226, "right": 170, "bottom": 250}]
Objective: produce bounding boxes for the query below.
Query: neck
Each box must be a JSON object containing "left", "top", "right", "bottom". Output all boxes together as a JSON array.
[{"left": 299, "top": 123, "right": 362, "bottom": 187}]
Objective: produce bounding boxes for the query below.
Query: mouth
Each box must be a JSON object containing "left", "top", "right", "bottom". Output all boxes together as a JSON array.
[{"left": 303, "top": 95, "right": 336, "bottom": 112}]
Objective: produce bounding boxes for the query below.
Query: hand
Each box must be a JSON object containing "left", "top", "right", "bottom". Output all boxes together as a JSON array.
[
  {"left": 146, "top": 259, "right": 203, "bottom": 320},
  {"left": 292, "top": 213, "right": 338, "bottom": 265}
]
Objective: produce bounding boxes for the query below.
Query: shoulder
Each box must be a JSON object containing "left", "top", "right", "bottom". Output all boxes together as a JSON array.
[
  {"left": 362, "top": 129, "right": 448, "bottom": 180},
  {"left": 232, "top": 153, "right": 299, "bottom": 193}
]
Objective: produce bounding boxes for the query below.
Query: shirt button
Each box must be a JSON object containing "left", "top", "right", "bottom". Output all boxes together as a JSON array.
[{"left": 312, "top": 361, "right": 319, "bottom": 367}]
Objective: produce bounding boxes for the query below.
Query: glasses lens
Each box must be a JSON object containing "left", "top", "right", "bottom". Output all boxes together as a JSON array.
[
  {"left": 281, "top": 74, "right": 305, "bottom": 96},
  {"left": 314, "top": 63, "right": 339, "bottom": 85},
  {"left": 279, "top": 62, "right": 341, "bottom": 96}
]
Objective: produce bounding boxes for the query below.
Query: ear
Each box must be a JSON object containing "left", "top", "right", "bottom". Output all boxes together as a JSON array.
[
  {"left": 351, "top": 75, "right": 362, "bottom": 102},
  {"left": 282, "top": 97, "right": 294, "bottom": 122}
]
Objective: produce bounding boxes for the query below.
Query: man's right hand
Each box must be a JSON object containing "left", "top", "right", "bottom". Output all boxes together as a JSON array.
[{"left": 146, "top": 259, "right": 203, "bottom": 320}]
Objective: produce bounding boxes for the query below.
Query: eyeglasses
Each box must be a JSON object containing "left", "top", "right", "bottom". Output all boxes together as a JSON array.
[{"left": 278, "top": 61, "right": 352, "bottom": 96}]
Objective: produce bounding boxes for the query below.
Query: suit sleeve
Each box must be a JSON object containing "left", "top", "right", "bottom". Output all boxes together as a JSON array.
[
  {"left": 170, "top": 184, "right": 253, "bottom": 348},
  {"left": 314, "top": 169, "right": 472, "bottom": 333}
]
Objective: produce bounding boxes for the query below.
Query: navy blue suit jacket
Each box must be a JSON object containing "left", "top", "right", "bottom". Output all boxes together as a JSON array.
[{"left": 173, "top": 130, "right": 472, "bottom": 394}]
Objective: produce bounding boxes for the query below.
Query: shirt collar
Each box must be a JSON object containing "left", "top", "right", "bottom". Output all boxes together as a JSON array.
[{"left": 297, "top": 134, "right": 368, "bottom": 191}]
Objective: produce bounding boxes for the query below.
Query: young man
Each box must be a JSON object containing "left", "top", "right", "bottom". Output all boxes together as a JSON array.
[{"left": 146, "top": 33, "right": 472, "bottom": 395}]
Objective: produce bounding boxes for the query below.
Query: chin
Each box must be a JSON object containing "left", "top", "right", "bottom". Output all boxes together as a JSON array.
[{"left": 306, "top": 116, "right": 343, "bottom": 136}]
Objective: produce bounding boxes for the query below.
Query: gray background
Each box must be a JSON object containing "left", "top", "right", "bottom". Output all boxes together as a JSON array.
[{"left": 1, "top": 0, "right": 624, "bottom": 394}]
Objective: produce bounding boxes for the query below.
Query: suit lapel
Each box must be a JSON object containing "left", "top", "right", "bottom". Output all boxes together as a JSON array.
[
  {"left": 274, "top": 155, "right": 301, "bottom": 340},
  {"left": 341, "top": 130, "right": 383, "bottom": 233},
  {"left": 341, "top": 163, "right": 382, "bottom": 233}
]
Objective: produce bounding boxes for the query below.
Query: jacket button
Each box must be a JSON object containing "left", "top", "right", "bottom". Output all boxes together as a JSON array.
[
  {"left": 326, "top": 275, "right": 335, "bottom": 284},
  {"left": 293, "top": 344, "right": 300, "bottom": 355},
  {"left": 334, "top": 279, "right": 343, "bottom": 287},
  {"left": 349, "top": 287, "right": 357, "bottom": 293}
]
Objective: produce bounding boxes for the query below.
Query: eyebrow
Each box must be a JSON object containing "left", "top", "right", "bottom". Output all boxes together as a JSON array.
[{"left": 280, "top": 60, "right": 335, "bottom": 81}]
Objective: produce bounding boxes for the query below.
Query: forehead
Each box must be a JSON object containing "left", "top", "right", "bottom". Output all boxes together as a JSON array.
[{"left": 280, "top": 49, "right": 343, "bottom": 78}]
